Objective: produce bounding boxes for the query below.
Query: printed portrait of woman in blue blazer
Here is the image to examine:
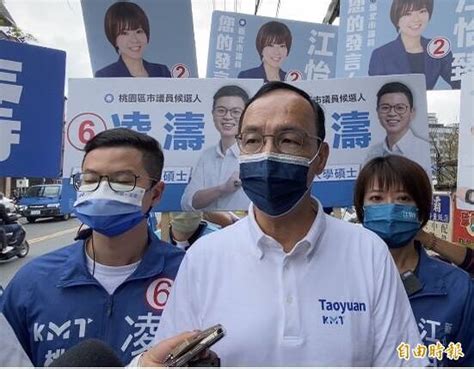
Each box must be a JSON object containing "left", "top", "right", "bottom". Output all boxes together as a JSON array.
[
  {"left": 368, "top": 0, "right": 460, "bottom": 90},
  {"left": 95, "top": 2, "right": 171, "bottom": 78},
  {"left": 238, "top": 21, "right": 292, "bottom": 82}
]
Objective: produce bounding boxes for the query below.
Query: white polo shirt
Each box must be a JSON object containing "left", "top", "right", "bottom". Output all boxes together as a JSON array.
[
  {"left": 0, "top": 313, "right": 32, "bottom": 366},
  {"left": 180, "top": 142, "right": 250, "bottom": 211},
  {"left": 364, "top": 129, "right": 432, "bottom": 178},
  {"left": 154, "top": 199, "right": 428, "bottom": 366}
]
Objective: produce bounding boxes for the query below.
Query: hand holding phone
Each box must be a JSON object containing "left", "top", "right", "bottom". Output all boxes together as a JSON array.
[{"left": 163, "top": 324, "right": 225, "bottom": 367}]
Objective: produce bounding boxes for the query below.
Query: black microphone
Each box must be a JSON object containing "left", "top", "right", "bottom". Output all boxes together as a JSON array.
[{"left": 49, "top": 339, "right": 123, "bottom": 367}]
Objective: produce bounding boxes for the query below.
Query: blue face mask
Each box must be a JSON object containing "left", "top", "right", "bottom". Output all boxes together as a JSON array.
[
  {"left": 239, "top": 152, "right": 314, "bottom": 217},
  {"left": 73, "top": 182, "right": 148, "bottom": 237},
  {"left": 363, "top": 204, "right": 421, "bottom": 249}
]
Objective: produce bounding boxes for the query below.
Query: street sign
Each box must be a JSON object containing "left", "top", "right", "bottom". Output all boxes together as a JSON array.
[{"left": 16, "top": 178, "right": 29, "bottom": 188}]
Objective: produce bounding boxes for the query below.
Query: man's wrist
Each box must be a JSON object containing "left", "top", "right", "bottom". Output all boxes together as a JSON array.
[
  {"left": 132, "top": 350, "right": 163, "bottom": 368},
  {"left": 218, "top": 183, "right": 226, "bottom": 195}
]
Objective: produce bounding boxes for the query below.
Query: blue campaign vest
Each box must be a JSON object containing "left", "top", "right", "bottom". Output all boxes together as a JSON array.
[
  {"left": 0, "top": 233, "right": 184, "bottom": 366},
  {"left": 409, "top": 245, "right": 474, "bottom": 366}
]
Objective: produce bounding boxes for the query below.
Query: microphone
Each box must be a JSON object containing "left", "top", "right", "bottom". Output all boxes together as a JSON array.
[{"left": 49, "top": 339, "right": 123, "bottom": 367}]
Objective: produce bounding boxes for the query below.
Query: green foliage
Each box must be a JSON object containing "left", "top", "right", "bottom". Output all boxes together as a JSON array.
[
  {"left": 429, "top": 125, "right": 458, "bottom": 191},
  {"left": 1, "top": 25, "right": 36, "bottom": 42}
]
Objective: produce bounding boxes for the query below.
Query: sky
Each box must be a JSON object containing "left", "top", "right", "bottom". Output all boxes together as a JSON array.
[{"left": 4, "top": 0, "right": 461, "bottom": 124}]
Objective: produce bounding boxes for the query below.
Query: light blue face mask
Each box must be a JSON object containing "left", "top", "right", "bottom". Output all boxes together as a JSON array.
[
  {"left": 363, "top": 204, "right": 421, "bottom": 249},
  {"left": 73, "top": 182, "right": 148, "bottom": 237}
]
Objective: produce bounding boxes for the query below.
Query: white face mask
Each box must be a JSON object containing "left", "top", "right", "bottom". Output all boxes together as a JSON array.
[
  {"left": 73, "top": 182, "right": 148, "bottom": 237},
  {"left": 74, "top": 181, "right": 145, "bottom": 209}
]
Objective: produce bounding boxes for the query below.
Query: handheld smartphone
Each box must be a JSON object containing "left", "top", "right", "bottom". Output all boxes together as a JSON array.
[{"left": 163, "top": 324, "right": 225, "bottom": 367}]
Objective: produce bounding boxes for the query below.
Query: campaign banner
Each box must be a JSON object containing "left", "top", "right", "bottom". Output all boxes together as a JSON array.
[
  {"left": 81, "top": 0, "right": 198, "bottom": 78},
  {"left": 429, "top": 193, "right": 450, "bottom": 223},
  {"left": 64, "top": 74, "right": 431, "bottom": 210},
  {"left": 0, "top": 40, "right": 65, "bottom": 177},
  {"left": 294, "top": 73, "right": 431, "bottom": 206},
  {"left": 456, "top": 71, "right": 474, "bottom": 210},
  {"left": 63, "top": 78, "right": 262, "bottom": 211},
  {"left": 425, "top": 193, "right": 453, "bottom": 241},
  {"left": 425, "top": 219, "right": 453, "bottom": 242},
  {"left": 336, "top": 0, "right": 473, "bottom": 90},
  {"left": 207, "top": 11, "right": 338, "bottom": 82},
  {"left": 452, "top": 200, "right": 474, "bottom": 245}
]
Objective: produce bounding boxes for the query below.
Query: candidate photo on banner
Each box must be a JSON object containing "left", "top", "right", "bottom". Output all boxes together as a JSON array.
[
  {"left": 207, "top": 11, "right": 338, "bottom": 82},
  {"left": 293, "top": 73, "right": 431, "bottom": 206},
  {"left": 237, "top": 20, "right": 293, "bottom": 82},
  {"left": 336, "top": 0, "right": 473, "bottom": 90},
  {"left": 456, "top": 72, "right": 474, "bottom": 211},
  {"left": 180, "top": 85, "right": 251, "bottom": 211},
  {"left": 81, "top": 0, "right": 198, "bottom": 78},
  {"left": 63, "top": 78, "right": 262, "bottom": 212},
  {"left": 363, "top": 80, "right": 431, "bottom": 178}
]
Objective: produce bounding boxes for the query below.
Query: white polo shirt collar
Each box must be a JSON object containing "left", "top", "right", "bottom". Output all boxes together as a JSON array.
[
  {"left": 383, "top": 128, "right": 416, "bottom": 155},
  {"left": 214, "top": 141, "right": 240, "bottom": 158},
  {"left": 246, "top": 196, "right": 327, "bottom": 261}
]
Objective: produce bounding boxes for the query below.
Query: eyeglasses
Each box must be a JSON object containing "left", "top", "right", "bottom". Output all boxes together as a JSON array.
[
  {"left": 213, "top": 106, "right": 243, "bottom": 119},
  {"left": 72, "top": 172, "right": 158, "bottom": 193},
  {"left": 377, "top": 103, "right": 409, "bottom": 115},
  {"left": 236, "top": 130, "right": 321, "bottom": 156}
]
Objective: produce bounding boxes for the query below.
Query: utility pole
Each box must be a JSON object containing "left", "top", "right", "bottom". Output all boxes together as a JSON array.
[{"left": 323, "top": 0, "right": 339, "bottom": 24}]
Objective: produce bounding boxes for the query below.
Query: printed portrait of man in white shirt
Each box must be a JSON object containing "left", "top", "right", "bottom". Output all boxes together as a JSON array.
[
  {"left": 365, "top": 81, "right": 432, "bottom": 179},
  {"left": 181, "top": 85, "right": 251, "bottom": 211}
]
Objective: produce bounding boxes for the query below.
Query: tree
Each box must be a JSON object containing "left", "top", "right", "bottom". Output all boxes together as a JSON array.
[{"left": 429, "top": 124, "right": 458, "bottom": 191}]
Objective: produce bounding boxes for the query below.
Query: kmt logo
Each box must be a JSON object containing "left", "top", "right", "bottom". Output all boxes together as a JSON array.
[
  {"left": 322, "top": 315, "right": 344, "bottom": 325},
  {"left": 319, "top": 298, "right": 367, "bottom": 326}
]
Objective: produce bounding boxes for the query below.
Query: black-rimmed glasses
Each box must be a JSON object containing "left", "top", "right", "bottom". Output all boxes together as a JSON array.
[
  {"left": 72, "top": 172, "right": 158, "bottom": 192},
  {"left": 377, "top": 103, "right": 409, "bottom": 115},
  {"left": 213, "top": 106, "right": 243, "bottom": 118}
]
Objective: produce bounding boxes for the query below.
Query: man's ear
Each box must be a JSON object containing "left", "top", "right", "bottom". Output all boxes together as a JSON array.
[
  {"left": 307, "top": 142, "right": 329, "bottom": 186},
  {"left": 150, "top": 181, "right": 165, "bottom": 207},
  {"left": 313, "top": 142, "right": 329, "bottom": 175},
  {"left": 409, "top": 107, "right": 416, "bottom": 122}
]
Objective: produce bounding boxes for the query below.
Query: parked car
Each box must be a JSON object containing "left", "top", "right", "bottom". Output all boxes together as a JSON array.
[{"left": 18, "top": 184, "right": 73, "bottom": 223}]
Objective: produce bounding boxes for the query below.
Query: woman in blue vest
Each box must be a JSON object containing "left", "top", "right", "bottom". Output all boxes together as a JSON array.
[
  {"left": 95, "top": 2, "right": 170, "bottom": 78},
  {"left": 238, "top": 21, "right": 292, "bottom": 82},
  {"left": 368, "top": 0, "right": 460, "bottom": 90},
  {"left": 354, "top": 155, "right": 473, "bottom": 366}
]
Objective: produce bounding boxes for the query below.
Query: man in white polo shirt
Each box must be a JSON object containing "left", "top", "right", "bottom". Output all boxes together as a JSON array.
[
  {"left": 138, "top": 82, "right": 428, "bottom": 366},
  {"left": 364, "top": 81, "right": 431, "bottom": 179},
  {"left": 180, "top": 85, "right": 251, "bottom": 211}
]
